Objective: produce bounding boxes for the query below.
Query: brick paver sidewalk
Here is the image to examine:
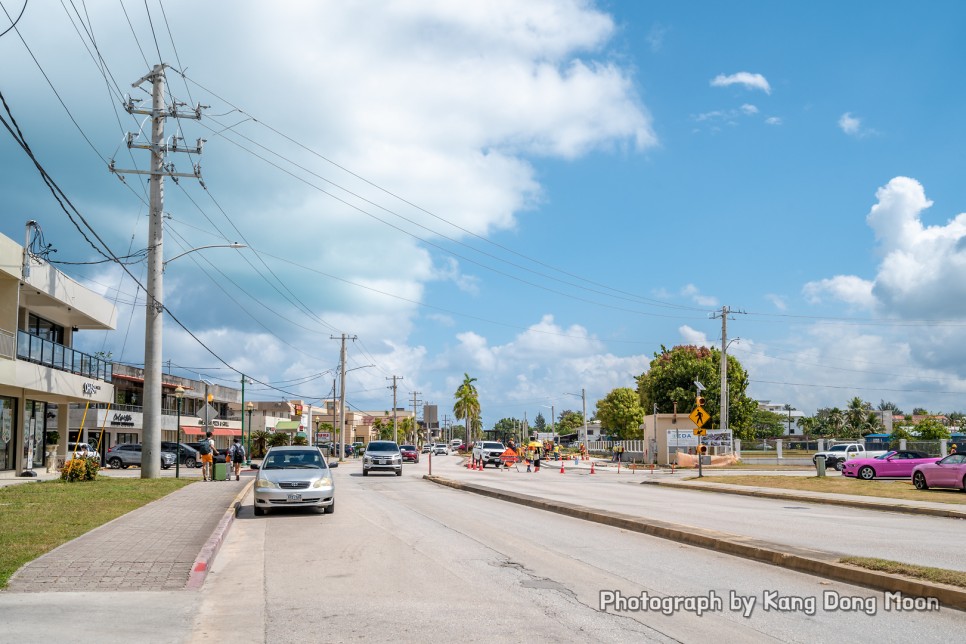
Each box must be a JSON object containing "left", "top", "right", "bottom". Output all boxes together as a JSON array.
[{"left": 5, "top": 477, "right": 250, "bottom": 593}]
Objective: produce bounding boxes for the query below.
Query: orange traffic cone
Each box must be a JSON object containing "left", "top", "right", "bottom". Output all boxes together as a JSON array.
[
  {"left": 559, "top": 460, "right": 565, "bottom": 474},
  {"left": 590, "top": 461, "right": 595, "bottom": 474}
]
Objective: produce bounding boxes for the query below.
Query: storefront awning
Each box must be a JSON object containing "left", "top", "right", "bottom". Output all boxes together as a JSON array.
[{"left": 180, "top": 426, "right": 241, "bottom": 437}]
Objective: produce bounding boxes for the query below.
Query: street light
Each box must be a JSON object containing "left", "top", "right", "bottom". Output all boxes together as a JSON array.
[
  {"left": 142, "top": 241, "right": 247, "bottom": 478},
  {"left": 246, "top": 402, "right": 254, "bottom": 465},
  {"left": 174, "top": 385, "right": 184, "bottom": 479}
]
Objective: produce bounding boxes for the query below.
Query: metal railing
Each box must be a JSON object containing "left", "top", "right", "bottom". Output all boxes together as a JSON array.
[
  {"left": 0, "top": 328, "right": 14, "bottom": 360},
  {"left": 16, "top": 330, "right": 113, "bottom": 382}
]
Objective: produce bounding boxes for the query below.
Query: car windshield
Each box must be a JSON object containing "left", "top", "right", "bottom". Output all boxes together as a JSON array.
[
  {"left": 875, "top": 452, "right": 897, "bottom": 460},
  {"left": 483, "top": 442, "right": 504, "bottom": 449},
  {"left": 401, "top": 445, "right": 416, "bottom": 451},
  {"left": 828, "top": 445, "right": 848, "bottom": 452},
  {"left": 367, "top": 441, "right": 399, "bottom": 452},
  {"left": 262, "top": 450, "right": 325, "bottom": 470}
]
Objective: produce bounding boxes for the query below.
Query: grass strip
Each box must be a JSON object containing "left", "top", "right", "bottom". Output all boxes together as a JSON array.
[
  {"left": 841, "top": 557, "right": 966, "bottom": 589},
  {"left": 0, "top": 477, "right": 191, "bottom": 588},
  {"left": 694, "top": 474, "right": 966, "bottom": 505}
]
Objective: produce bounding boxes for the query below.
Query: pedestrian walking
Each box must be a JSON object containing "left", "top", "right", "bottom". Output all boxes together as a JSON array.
[
  {"left": 533, "top": 445, "right": 541, "bottom": 472},
  {"left": 198, "top": 431, "right": 215, "bottom": 481},
  {"left": 230, "top": 438, "right": 246, "bottom": 480}
]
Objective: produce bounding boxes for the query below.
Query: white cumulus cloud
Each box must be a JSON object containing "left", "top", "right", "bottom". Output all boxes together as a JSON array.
[{"left": 710, "top": 72, "right": 771, "bottom": 94}]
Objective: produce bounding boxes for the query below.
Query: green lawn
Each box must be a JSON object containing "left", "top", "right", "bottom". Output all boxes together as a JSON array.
[
  {"left": 0, "top": 477, "right": 191, "bottom": 588},
  {"left": 694, "top": 475, "right": 966, "bottom": 505}
]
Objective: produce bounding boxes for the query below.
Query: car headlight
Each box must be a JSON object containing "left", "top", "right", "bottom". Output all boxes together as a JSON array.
[
  {"left": 256, "top": 478, "right": 278, "bottom": 489},
  {"left": 363, "top": 456, "right": 372, "bottom": 463},
  {"left": 392, "top": 454, "right": 401, "bottom": 461},
  {"left": 312, "top": 477, "right": 332, "bottom": 488}
]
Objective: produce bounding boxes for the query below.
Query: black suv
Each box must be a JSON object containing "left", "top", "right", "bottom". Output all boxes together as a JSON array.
[{"left": 161, "top": 441, "right": 201, "bottom": 468}]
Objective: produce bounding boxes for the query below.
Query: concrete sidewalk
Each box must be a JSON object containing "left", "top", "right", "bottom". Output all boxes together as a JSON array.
[{"left": 4, "top": 475, "right": 253, "bottom": 593}]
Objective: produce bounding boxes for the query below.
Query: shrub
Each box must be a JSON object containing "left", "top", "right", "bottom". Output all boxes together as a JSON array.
[
  {"left": 292, "top": 435, "right": 308, "bottom": 446},
  {"left": 61, "top": 456, "right": 100, "bottom": 482}
]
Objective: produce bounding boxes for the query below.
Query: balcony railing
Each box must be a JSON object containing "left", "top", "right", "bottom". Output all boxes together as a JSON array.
[{"left": 17, "top": 330, "right": 113, "bottom": 382}]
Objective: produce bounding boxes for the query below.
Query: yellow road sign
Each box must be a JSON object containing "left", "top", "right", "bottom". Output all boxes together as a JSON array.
[
  {"left": 689, "top": 406, "right": 710, "bottom": 428},
  {"left": 693, "top": 427, "right": 707, "bottom": 436}
]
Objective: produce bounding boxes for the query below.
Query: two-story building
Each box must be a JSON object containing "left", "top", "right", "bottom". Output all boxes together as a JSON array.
[{"left": 0, "top": 227, "right": 116, "bottom": 475}]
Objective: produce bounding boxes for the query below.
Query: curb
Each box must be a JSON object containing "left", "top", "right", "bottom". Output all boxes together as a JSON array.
[
  {"left": 424, "top": 475, "right": 966, "bottom": 612},
  {"left": 640, "top": 479, "right": 966, "bottom": 520},
  {"left": 185, "top": 478, "right": 255, "bottom": 590}
]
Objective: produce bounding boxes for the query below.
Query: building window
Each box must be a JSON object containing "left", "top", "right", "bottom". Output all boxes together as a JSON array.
[
  {"left": 26, "top": 313, "right": 64, "bottom": 344},
  {"left": 116, "top": 432, "right": 137, "bottom": 444}
]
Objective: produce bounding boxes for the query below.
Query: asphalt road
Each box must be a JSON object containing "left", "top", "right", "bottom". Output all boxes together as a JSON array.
[
  {"left": 427, "top": 456, "right": 966, "bottom": 572},
  {"left": 189, "top": 459, "right": 962, "bottom": 643}
]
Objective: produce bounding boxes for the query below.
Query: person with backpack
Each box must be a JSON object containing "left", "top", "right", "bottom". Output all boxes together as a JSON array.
[
  {"left": 229, "top": 438, "right": 245, "bottom": 481},
  {"left": 198, "top": 431, "right": 215, "bottom": 481}
]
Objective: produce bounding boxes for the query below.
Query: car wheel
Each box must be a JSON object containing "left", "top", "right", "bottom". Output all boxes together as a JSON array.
[
  {"left": 913, "top": 471, "right": 929, "bottom": 490},
  {"left": 162, "top": 463, "right": 171, "bottom": 470},
  {"left": 834, "top": 461, "right": 844, "bottom": 471},
  {"left": 184, "top": 457, "right": 197, "bottom": 468},
  {"left": 396, "top": 469, "right": 402, "bottom": 476},
  {"left": 254, "top": 505, "right": 265, "bottom": 516},
  {"left": 327, "top": 501, "right": 335, "bottom": 514},
  {"left": 108, "top": 457, "right": 123, "bottom": 469},
  {"left": 363, "top": 469, "right": 369, "bottom": 477},
  {"left": 858, "top": 466, "right": 875, "bottom": 480}
]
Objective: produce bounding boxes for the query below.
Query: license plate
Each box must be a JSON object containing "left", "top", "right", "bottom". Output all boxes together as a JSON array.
[
  {"left": 378, "top": 459, "right": 387, "bottom": 465},
  {"left": 287, "top": 493, "right": 302, "bottom": 501}
]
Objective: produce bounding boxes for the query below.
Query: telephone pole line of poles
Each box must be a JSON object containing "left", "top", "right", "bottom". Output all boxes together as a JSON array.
[
  {"left": 711, "top": 305, "right": 745, "bottom": 432},
  {"left": 331, "top": 334, "right": 357, "bottom": 460},
  {"left": 387, "top": 376, "right": 402, "bottom": 443},
  {"left": 111, "top": 63, "right": 206, "bottom": 478},
  {"left": 411, "top": 390, "right": 422, "bottom": 446}
]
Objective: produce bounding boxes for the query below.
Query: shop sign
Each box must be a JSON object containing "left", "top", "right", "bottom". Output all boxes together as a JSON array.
[{"left": 82, "top": 382, "right": 101, "bottom": 396}]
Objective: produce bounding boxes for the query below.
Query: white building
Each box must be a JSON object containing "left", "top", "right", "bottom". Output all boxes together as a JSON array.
[
  {"left": 0, "top": 227, "right": 116, "bottom": 474},
  {"left": 757, "top": 400, "right": 806, "bottom": 436}
]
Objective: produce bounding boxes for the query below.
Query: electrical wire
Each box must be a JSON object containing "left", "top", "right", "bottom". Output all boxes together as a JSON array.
[{"left": 0, "top": 0, "right": 26, "bottom": 38}]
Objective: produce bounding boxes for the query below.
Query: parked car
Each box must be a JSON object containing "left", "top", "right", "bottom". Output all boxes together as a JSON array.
[
  {"left": 400, "top": 445, "right": 419, "bottom": 463},
  {"left": 254, "top": 445, "right": 336, "bottom": 516},
  {"left": 67, "top": 442, "right": 100, "bottom": 461},
  {"left": 472, "top": 441, "right": 507, "bottom": 468},
  {"left": 161, "top": 441, "right": 200, "bottom": 468},
  {"left": 105, "top": 443, "right": 176, "bottom": 470},
  {"left": 911, "top": 453, "right": 966, "bottom": 491},
  {"left": 813, "top": 443, "right": 887, "bottom": 471},
  {"left": 432, "top": 443, "right": 448, "bottom": 455},
  {"left": 363, "top": 440, "right": 402, "bottom": 476},
  {"left": 841, "top": 450, "right": 940, "bottom": 480},
  {"left": 187, "top": 441, "right": 227, "bottom": 463}
]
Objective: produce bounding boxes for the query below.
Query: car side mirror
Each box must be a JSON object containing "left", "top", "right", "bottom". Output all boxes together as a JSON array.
[
  {"left": 250, "top": 463, "right": 260, "bottom": 470},
  {"left": 328, "top": 461, "right": 339, "bottom": 468}
]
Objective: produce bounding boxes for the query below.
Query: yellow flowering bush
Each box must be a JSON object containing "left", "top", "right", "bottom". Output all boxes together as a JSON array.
[{"left": 61, "top": 456, "right": 100, "bottom": 482}]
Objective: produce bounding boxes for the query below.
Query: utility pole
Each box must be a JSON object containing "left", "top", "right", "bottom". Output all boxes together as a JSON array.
[
  {"left": 411, "top": 390, "right": 422, "bottom": 446},
  {"left": 387, "top": 376, "right": 402, "bottom": 443},
  {"left": 112, "top": 64, "right": 206, "bottom": 478},
  {"left": 582, "top": 388, "right": 588, "bottom": 455},
  {"left": 711, "top": 305, "right": 744, "bottom": 434},
  {"left": 331, "top": 334, "right": 357, "bottom": 460}
]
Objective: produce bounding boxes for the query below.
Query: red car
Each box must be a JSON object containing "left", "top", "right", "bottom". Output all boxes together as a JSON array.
[
  {"left": 912, "top": 453, "right": 966, "bottom": 491},
  {"left": 841, "top": 450, "right": 939, "bottom": 480},
  {"left": 400, "top": 445, "right": 419, "bottom": 463}
]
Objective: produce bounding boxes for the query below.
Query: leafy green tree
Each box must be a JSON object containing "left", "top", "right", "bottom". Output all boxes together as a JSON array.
[
  {"left": 595, "top": 387, "right": 645, "bottom": 439},
  {"left": 493, "top": 417, "right": 520, "bottom": 438},
  {"left": 556, "top": 410, "right": 584, "bottom": 434},
  {"left": 453, "top": 373, "right": 481, "bottom": 442},
  {"left": 888, "top": 425, "right": 913, "bottom": 449},
  {"left": 750, "top": 408, "right": 786, "bottom": 440},
  {"left": 912, "top": 407, "right": 929, "bottom": 416},
  {"left": 914, "top": 417, "right": 950, "bottom": 440},
  {"left": 533, "top": 413, "right": 546, "bottom": 432},
  {"left": 636, "top": 345, "right": 756, "bottom": 440},
  {"left": 878, "top": 400, "right": 903, "bottom": 416},
  {"left": 796, "top": 416, "right": 815, "bottom": 440},
  {"left": 267, "top": 432, "right": 290, "bottom": 447}
]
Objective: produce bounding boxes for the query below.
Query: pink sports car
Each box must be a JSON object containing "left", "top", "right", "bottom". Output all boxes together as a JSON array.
[
  {"left": 912, "top": 453, "right": 966, "bottom": 491},
  {"left": 841, "top": 450, "right": 940, "bottom": 480}
]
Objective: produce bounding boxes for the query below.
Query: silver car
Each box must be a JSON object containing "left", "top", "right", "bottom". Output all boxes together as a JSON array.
[
  {"left": 254, "top": 446, "right": 336, "bottom": 516},
  {"left": 105, "top": 443, "right": 177, "bottom": 470},
  {"left": 362, "top": 440, "right": 403, "bottom": 476}
]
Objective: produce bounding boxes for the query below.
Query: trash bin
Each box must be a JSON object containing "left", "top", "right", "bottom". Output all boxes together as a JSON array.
[
  {"left": 815, "top": 455, "right": 826, "bottom": 477},
  {"left": 214, "top": 462, "right": 227, "bottom": 481}
]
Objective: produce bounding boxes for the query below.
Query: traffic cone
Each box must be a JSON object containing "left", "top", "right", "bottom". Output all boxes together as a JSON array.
[
  {"left": 617, "top": 462, "right": 621, "bottom": 475},
  {"left": 559, "top": 460, "right": 565, "bottom": 474},
  {"left": 590, "top": 461, "right": 595, "bottom": 474}
]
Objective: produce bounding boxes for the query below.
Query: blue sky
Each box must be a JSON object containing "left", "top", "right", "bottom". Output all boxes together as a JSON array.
[{"left": 3, "top": 1, "right": 966, "bottom": 426}]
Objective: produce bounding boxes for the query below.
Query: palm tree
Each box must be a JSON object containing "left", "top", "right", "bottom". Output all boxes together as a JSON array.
[
  {"left": 453, "top": 373, "right": 481, "bottom": 443},
  {"left": 828, "top": 408, "right": 844, "bottom": 437},
  {"left": 796, "top": 416, "right": 815, "bottom": 441}
]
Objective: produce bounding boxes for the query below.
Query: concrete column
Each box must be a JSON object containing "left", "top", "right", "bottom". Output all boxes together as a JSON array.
[
  {"left": 776, "top": 439, "right": 783, "bottom": 459},
  {"left": 734, "top": 438, "right": 741, "bottom": 458},
  {"left": 899, "top": 438, "right": 907, "bottom": 450},
  {"left": 940, "top": 439, "right": 947, "bottom": 457}
]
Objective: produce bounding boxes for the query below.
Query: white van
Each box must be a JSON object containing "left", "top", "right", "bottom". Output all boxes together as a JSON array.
[{"left": 449, "top": 439, "right": 463, "bottom": 450}]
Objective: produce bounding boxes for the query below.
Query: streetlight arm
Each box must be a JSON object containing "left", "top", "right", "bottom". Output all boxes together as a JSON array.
[{"left": 163, "top": 243, "right": 245, "bottom": 269}]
